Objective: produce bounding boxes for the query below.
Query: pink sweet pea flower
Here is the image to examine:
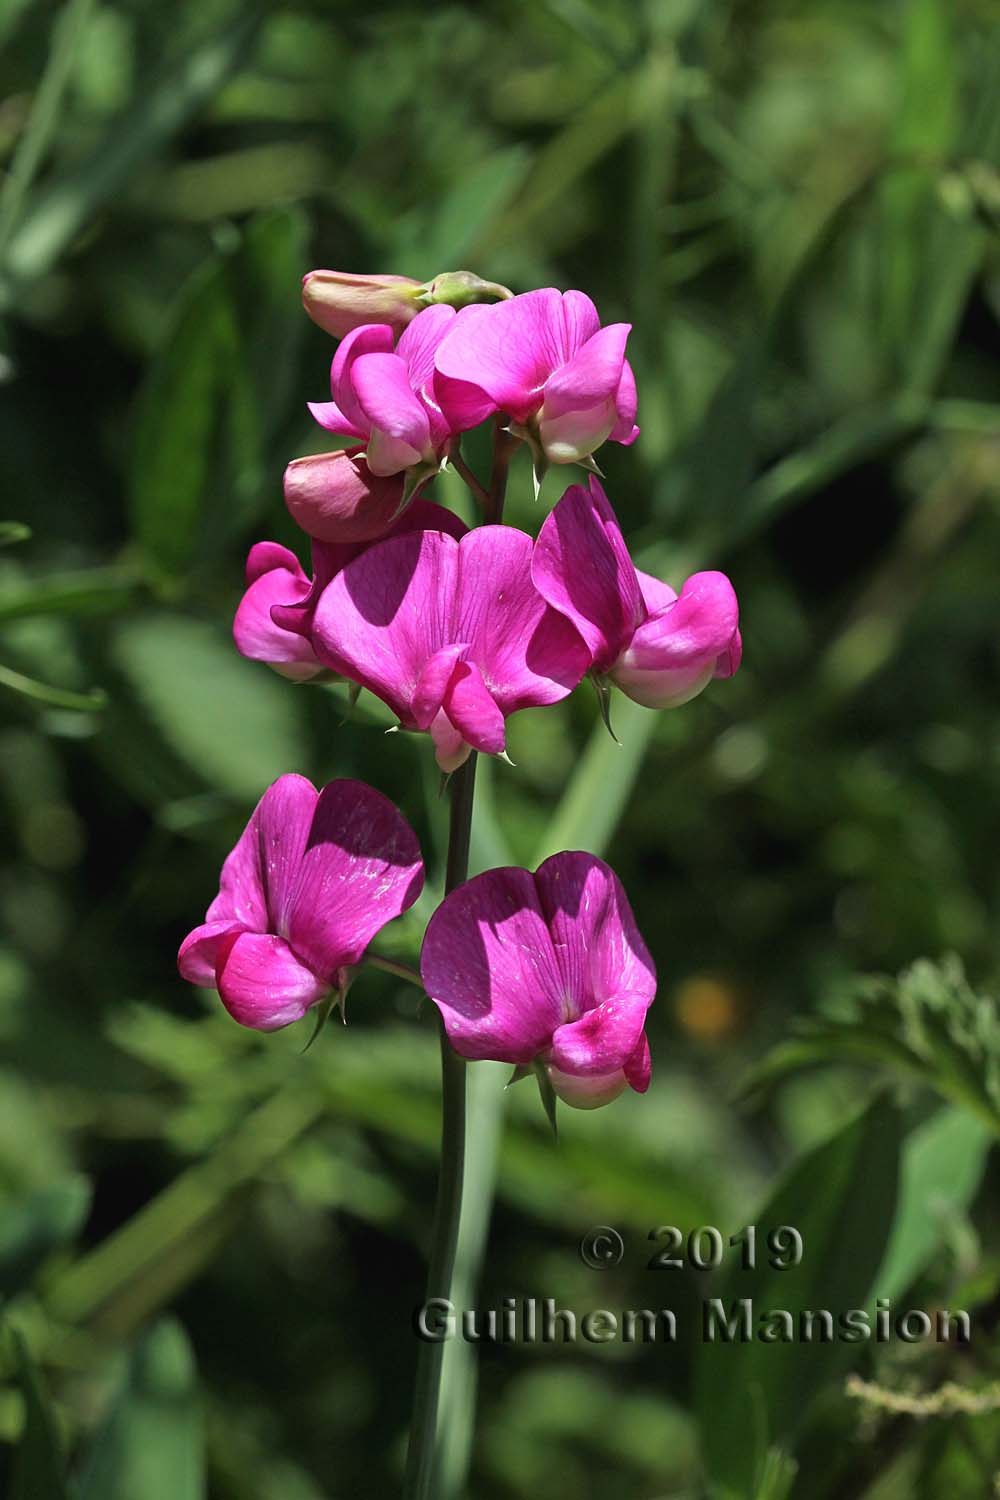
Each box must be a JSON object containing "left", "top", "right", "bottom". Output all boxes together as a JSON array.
[
  {"left": 308, "top": 304, "right": 457, "bottom": 482},
  {"left": 311, "top": 527, "right": 590, "bottom": 771},
  {"left": 178, "top": 776, "right": 424, "bottom": 1030},
  {"left": 234, "top": 502, "right": 468, "bottom": 679},
  {"left": 421, "top": 852, "right": 655, "bottom": 1109},
  {"left": 433, "top": 288, "right": 639, "bottom": 471},
  {"left": 532, "top": 478, "right": 741, "bottom": 710}
]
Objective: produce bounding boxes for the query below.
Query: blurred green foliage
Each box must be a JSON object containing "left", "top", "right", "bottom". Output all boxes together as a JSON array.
[{"left": 0, "top": 0, "right": 999, "bottom": 1496}]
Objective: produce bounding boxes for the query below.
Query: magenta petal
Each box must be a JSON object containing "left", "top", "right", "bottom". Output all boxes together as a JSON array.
[
  {"left": 533, "top": 851, "right": 656, "bottom": 1016},
  {"left": 413, "top": 643, "right": 469, "bottom": 729},
  {"left": 215, "top": 930, "right": 329, "bottom": 1031},
  {"left": 312, "top": 530, "right": 458, "bottom": 721},
  {"left": 610, "top": 359, "right": 639, "bottom": 444},
  {"left": 177, "top": 919, "right": 245, "bottom": 988},
  {"left": 716, "top": 626, "right": 743, "bottom": 679},
  {"left": 549, "top": 992, "right": 650, "bottom": 1076},
  {"left": 350, "top": 352, "right": 432, "bottom": 468},
  {"left": 245, "top": 541, "right": 302, "bottom": 585},
  {"left": 429, "top": 709, "right": 471, "bottom": 773},
  {"left": 270, "top": 538, "right": 365, "bottom": 639},
  {"left": 434, "top": 290, "right": 567, "bottom": 425},
  {"left": 636, "top": 568, "right": 678, "bottom": 615},
  {"left": 421, "top": 867, "right": 566, "bottom": 1063},
  {"left": 329, "top": 324, "right": 395, "bottom": 434},
  {"left": 558, "top": 290, "right": 601, "bottom": 356},
  {"left": 624, "top": 1031, "right": 652, "bottom": 1093},
  {"left": 234, "top": 560, "right": 323, "bottom": 680},
  {"left": 307, "top": 399, "right": 364, "bottom": 438},
  {"left": 613, "top": 570, "right": 740, "bottom": 709},
  {"left": 271, "top": 503, "right": 466, "bottom": 643},
  {"left": 454, "top": 527, "right": 590, "bottom": 712},
  {"left": 540, "top": 323, "right": 631, "bottom": 420},
  {"left": 284, "top": 448, "right": 407, "bottom": 544},
  {"left": 531, "top": 478, "right": 645, "bottom": 673},
  {"left": 443, "top": 661, "right": 506, "bottom": 755},
  {"left": 396, "top": 303, "right": 457, "bottom": 445},
  {"left": 537, "top": 400, "right": 617, "bottom": 465},
  {"left": 286, "top": 779, "right": 424, "bottom": 980},
  {"left": 206, "top": 775, "right": 318, "bottom": 937},
  {"left": 390, "top": 497, "right": 468, "bottom": 543},
  {"left": 432, "top": 367, "right": 499, "bottom": 434}
]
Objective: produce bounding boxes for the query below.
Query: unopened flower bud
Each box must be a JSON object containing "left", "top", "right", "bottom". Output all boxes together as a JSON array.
[
  {"left": 301, "top": 271, "right": 425, "bottom": 339},
  {"left": 424, "top": 269, "right": 513, "bottom": 311}
]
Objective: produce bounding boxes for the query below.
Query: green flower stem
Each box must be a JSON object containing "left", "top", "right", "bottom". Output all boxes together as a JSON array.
[
  {"left": 448, "top": 439, "right": 490, "bottom": 510},
  {"left": 404, "top": 752, "right": 477, "bottom": 1500},
  {"left": 405, "top": 413, "right": 515, "bottom": 1498},
  {"left": 363, "top": 951, "right": 424, "bottom": 989},
  {"left": 484, "top": 415, "right": 517, "bottom": 525}
]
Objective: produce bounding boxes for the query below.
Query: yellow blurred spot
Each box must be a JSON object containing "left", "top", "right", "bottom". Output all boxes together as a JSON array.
[{"left": 674, "top": 975, "right": 741, "bottom": 1042}]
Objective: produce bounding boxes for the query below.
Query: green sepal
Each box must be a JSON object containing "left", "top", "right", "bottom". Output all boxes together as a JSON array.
[
  {"left": 338, "top": 680, "right": 363, "bottom": 724},
  {"left": 591, "top": 675, "right": 620, "bottom": 744},
  {"left": 301, "top": 984, "right": 348, "bottom": 1054},
  {"left": 397, "top": 458, "right": 442, "bottom": 516},
  {"left": 505, "top": 1064, "right": 533, "bottom": 1089},
  {"left": 532, "top": 1059, "right": 559, "bottom": 1141}
]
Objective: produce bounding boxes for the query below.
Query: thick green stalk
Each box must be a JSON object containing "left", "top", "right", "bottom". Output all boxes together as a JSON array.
[
  {"left": 404, "top": 416, "right": 514, "bottom": 1498},
  {"left": 403, "top": 754, "right": 477, "bottom": 1500}
]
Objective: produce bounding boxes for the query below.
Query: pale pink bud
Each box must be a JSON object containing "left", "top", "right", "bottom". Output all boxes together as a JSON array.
[{"left": 302, "top": 271, "right": 425, "bottom": 339}]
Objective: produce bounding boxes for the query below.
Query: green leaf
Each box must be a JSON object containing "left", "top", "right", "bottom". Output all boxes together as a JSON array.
[
  {"left": 875, "top": 1106, "right": 992, "bottom": 1301},
  {"left": 0, "top": 7, "right": 263, "bottom": 289},
  {"left": 738, "top": 957, "right": 1000, "bottom": 1135},
  {"left": 128, "top": 256, "right": 240, "bottom": 584},
  {"left": 695, "top": 1097, "right": 902, "bottom": 1498},
  {"left": 882, "top": 25, "right": 1000, "bottom": 392},
  {"left": 0, "top": 1176, "right": 91, "bottom": 1301},
  {"left": 395, "top": 146, "right": 531, "bottom": 276},
  {"left": 0, "top": 566, "right": 140, "bottom": 623},
  {"left": 754, "top": 1448, "right": 798, "bottom": 1500},
  {"left": 113, "top": 613, "right": 305, "bottom": 802},
  {"left": 533, "top": 695, "right": 656, "bottom": 864},
  {"left": 9, "top": 1329, "right": 71, "bottom": 1500},
  {"left": 0, "top": 522, "right": 31, "bottom": 547},
  {"left": 880, "top": 0, "right": 958, "bottom": 363},
  {"left": 0, "top": 661, "right": 106, "bottom": 714},
  {"left": 224, "top": 206, "right": 309, "bottom": 438},
  {"left": 129, "top": 208, "right": 307, "bottom": 584},
  {"left": 78, "top": 1319, "right": 205, "bottom": 1500},
  {"left": 0, "top": 0, "right": 96, "bottom": 257}
]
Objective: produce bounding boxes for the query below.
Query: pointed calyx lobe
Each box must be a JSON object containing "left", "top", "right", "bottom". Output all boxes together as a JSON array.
[
  {"left": 420, "top": 852, "right": 655, "bottom": 1109},
  {"left": 311, "top": 527, "right": 590, "bottom": 771},
  {"left": 532, "top": 476, "right": 742, "bottom": 709},
  {"left": 178, "top": 776, "right": 424, "bottom": 1030}
]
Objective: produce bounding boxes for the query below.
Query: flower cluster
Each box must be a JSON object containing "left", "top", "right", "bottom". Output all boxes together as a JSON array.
[{"left": 179, "top": 268, "right": 743, "bottom": 1113}]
